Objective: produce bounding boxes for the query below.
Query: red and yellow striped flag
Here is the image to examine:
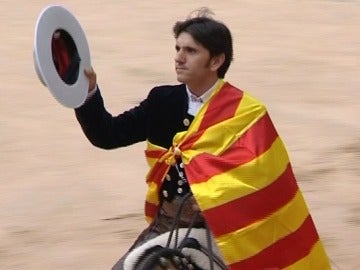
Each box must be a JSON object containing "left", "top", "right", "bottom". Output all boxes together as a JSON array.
[{"left": 144, "top": 80, "right": 331, "bottom": 269}]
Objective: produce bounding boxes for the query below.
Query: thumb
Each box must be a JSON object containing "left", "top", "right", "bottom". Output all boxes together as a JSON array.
[{"left": 84, "top": 67, "right": 97, "bottom": 92}]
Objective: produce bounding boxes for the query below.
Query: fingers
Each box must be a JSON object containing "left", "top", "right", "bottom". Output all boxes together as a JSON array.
[
  {"left": 157, "top": 255, "right": 196, "bottom": 270},
  {"left": 84, "top": 67, "right": 94, "bottom": 76},
  {"left": 84, "top": 67, "right": 96, "bottom": 81},
  {"left": 84, "top": 67, "right": 97, "bottom": 92}
]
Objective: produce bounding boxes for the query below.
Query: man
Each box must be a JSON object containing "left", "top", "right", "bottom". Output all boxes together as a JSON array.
[{"left": 76, "top": 8, "right": 330, "bottom": 270}]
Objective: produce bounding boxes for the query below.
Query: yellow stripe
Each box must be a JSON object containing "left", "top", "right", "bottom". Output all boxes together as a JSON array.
[
  {"left": 173, "top": 80, "right": 260, "bottom": 156},
  {"left": 181, "top": 92, "right": 266, "bottom": 164},
  {"left": 146, "top": 140, "right": 167, "bottom": 152},
  {"left": 191, "top": 136, "right": 289, "bottom": 210},
  {"left": 146, "top": 157, "right": 157, "bottom": 169},
  {"left": 145, "top": 215, "right": 153, "bottom": 223},
  {"left": 216, "top": 191, "right": 309, "bottom": 264},
  {"left": 181, "top": 80, "right": 225, "bottom": 136},
  {"left": 145, "top": 181, "right": 160, "bottom": 205},
  {"left": 283, "top": 241, "right": 331, "bottom": 270},
  {"left": 145, "top": 140, "right": 167, "bottom": 168}
]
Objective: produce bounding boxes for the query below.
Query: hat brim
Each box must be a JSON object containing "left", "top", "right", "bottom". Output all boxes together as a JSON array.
[{"left": 34, "top": 5, "right": 91, "bottom": 108}]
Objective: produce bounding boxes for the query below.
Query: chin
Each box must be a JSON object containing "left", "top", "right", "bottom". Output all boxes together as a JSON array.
[{"left": 176, "top": 75, "right": 187, "bottom": 84}]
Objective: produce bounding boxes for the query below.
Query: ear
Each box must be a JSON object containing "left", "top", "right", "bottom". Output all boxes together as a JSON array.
[{"left": 210, "top": 53, "right": 225, "bottom": 72}]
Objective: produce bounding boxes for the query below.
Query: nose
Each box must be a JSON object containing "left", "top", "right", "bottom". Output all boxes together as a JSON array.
[{"left": 175, "top": 49, "right": 185, "bottom": 63}]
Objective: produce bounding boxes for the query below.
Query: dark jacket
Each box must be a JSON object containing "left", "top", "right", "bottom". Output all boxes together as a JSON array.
[{"left": 75, "top": 84, "right": 193, "bottom": 150}]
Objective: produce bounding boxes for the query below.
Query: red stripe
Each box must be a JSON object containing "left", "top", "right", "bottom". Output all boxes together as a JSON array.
[
  {"left": 229, "top": 215, "right": 320, "bottom": 270},
  {"left": 186, "top": 113, "right": 277, "bottom": 184},
  {"left": 145, "top": 149, "right": 167, "bottom": 159},
  {"left": 203, "top": 164, "right": 298, "bottom": 236},
  {"left": 180, "top": 83, "right": 243, "bottom": 151},
  {"left": 179, "top": 131, "right": 204, "bottom": 151},
  {"left": 198, "top": 83, "right": 243, "bottom": 131},
  {"left": 145, "top": 201, "right": 158, "bottom": 219},
  {"left": 146, "top": 162, "right": 169, "bottom": 186}
]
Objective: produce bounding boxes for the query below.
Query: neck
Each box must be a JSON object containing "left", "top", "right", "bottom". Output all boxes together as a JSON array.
[{"left": 187, "top": 76, "right": 219, "bottom": 97}]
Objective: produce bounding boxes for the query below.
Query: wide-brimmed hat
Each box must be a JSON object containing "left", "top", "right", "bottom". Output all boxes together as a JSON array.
[{"left": 34, "top": 5, "right": 91, "bottom": 108}]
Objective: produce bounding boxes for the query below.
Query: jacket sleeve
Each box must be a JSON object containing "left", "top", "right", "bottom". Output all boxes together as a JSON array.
[{"left": 74, "top": 87, "right": 148, "bottom": 149}]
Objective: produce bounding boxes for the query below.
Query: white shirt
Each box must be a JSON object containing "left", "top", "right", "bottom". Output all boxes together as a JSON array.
[{"left": 186, "top": 79, "right": 220, "bottom": 116}]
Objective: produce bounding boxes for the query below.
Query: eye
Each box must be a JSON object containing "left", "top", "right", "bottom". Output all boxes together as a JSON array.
[
  {"left": 175, "top": 45, "right": 180, "bottom": 52},
  {"left": 186, "top": 47, "right": 198, "bottom": 54}
]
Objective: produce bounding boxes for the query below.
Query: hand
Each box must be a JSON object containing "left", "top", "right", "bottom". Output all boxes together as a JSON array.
[{"left": 84, "top": 67, "right": 97, "bottom": 93}]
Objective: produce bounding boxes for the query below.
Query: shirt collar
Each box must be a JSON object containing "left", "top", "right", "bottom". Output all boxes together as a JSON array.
[{"left": 186, "top": 79, "right": 220, "bottom": 104}]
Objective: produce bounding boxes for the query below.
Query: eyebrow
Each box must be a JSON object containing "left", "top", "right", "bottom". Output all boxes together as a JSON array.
[{"left": 175, "top": 44, "right": 198, "bottom": 52}]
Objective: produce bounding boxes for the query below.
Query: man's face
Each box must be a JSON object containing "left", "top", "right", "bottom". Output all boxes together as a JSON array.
[{"left": 174, "top": 32, "right": 214, "bottom": 88}]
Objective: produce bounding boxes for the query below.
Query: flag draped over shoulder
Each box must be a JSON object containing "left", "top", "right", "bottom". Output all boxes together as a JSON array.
[{"left": 144, "top": 80, "right": 330, "bottom": 269}]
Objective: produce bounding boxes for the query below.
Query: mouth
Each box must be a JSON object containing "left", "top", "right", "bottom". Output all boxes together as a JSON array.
[{"left": 176, "top": 66, "right": 187, "bottom": 72}]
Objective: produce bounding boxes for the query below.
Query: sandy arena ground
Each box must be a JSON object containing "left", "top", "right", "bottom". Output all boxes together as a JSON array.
[{"left": 1, "top": 0, "right": 359, "bottom": 269}]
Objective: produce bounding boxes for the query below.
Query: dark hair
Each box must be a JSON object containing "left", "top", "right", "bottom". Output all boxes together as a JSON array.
[{"left": 173, "top": 8, "right": 233, "bottom": 78}]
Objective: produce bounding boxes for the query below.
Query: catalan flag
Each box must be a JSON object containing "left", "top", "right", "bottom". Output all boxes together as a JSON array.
[{"left": 144, "top": 80, "right": 331, "bottom": 269}]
